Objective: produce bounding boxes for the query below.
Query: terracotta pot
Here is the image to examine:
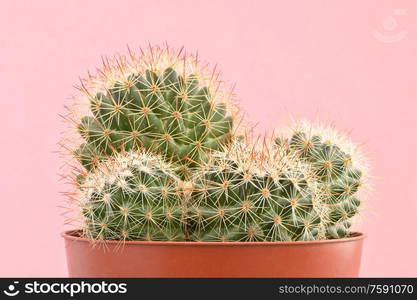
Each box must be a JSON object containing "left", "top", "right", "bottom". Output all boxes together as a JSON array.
[{"left": 62, "top": 230, "right": 365, "bottom": 277}]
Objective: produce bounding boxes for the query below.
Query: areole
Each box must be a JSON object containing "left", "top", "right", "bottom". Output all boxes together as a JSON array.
[{"left": 62, "top": 230, "right": 366, "bottom": 278}]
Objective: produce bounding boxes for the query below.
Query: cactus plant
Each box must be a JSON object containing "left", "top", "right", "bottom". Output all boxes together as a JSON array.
[
  {"left": 276, "top": 121, "right": 368, "bottom": 239},
  {"left": 188, "top": 138, "right": 323, "bottom": 242},
  {"left": 77, "top": 150, "right": 186, "bottom": 241},
  {"left": 63, "top": 46, "right": 368, "bottom": 243},
  {"left": 68, "top": 45, "right": 238, "bottom": 180}
]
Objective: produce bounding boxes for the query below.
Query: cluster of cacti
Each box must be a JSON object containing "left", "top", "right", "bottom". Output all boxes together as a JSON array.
[
  {"left": 72, "top": 46, "right": 237, "bottom": 180},
  {"left": 64, "top": 45, "right": 368, "bottom": 242},
  {"left": 78, "top": 150, "right": 186, "bottom": 241}
]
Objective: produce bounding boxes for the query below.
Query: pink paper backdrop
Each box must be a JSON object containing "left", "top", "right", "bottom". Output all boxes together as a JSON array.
[{"left": 1, "top": 0, "right": 416, "bottom": 276}]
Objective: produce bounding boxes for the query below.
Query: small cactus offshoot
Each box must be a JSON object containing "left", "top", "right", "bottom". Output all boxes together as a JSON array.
[
  {"left": 276, "top": 121, "right": 368, "bottom": 239},
  {"left": 70, "top": 45, "right": 238, "bottom": 180}
]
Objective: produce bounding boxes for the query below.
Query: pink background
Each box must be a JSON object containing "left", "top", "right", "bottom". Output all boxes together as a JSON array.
[{"left": 1, "top": 0, "right": 416, "bottom": 276}]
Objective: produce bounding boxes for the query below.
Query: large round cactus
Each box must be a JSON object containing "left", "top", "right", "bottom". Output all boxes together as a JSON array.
[
  {"left": 188, "top": 140, "right": 323, "bottom": 242},
  {"left": 78, "top": 150, "right": 186, "bottom": 241},
  {"left": 70, "top": 45, "right": 238, "bottom": 180}
]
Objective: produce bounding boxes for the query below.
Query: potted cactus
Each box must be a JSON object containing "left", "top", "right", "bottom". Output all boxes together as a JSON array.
[{"left": 61, "top": 45, "right": 368, "bottom": 277}]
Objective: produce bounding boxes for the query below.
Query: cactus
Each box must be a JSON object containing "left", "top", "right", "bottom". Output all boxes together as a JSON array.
[
  {"left": 277, "top": 121, "right": 368, "bottom": 239},
  {"left": 77, "top": 150, "right": 186, "bottom": 241},
  {"left": 70, "top": 45, "right": 237, "bottom": 180},
  {"left": 63, "top": 46, "right": 369, "bottom": 243},
  {"left": 188, "top": 139, "right": 323, "bottom": 242}
]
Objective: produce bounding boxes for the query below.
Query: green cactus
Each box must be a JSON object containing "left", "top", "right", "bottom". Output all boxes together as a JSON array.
[
  {"left": 72, "top": 46, "right": 236, "bottom": 180},
  {"left": 279, "top": 122, "right": 366, "bottom": 239},
  {"left": 188, "top": 141, "right": 323, "bottom": 242},
  {"left": 78, "top": 150, "right": 186, "bottom": 241}
]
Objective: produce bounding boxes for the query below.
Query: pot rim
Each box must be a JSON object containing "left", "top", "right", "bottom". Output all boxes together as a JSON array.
[{"left": 62, "top": 230, "right": 365, "bottom": 246}]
